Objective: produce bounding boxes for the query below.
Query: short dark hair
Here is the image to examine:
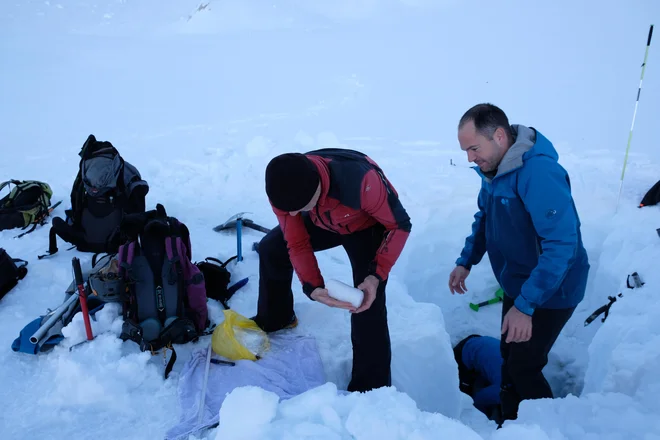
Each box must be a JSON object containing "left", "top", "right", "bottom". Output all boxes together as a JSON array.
[{"left": 458, "top": 103, "right": 513, "bottom": 143}]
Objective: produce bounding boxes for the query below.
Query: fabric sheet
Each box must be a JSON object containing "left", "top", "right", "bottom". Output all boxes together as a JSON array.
[{"left": 165, "top": 333, "right": 326, "bottom": 440}]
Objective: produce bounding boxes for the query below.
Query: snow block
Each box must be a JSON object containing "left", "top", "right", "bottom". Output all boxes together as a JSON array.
[
  {"left": 296, "top": 278, "right": 462, "bottom": 420},
  {"left": 215, "top": 386, "right": 280, "bottom": 440},
  {"left": 389, "top": 290, "right": 461, "bottom": 419},
  {"left": 582, "top": 229, "right": 660, "bottom": 415},
  {"left": 326, "top": 278, "right": 364, "bottom": 308},
  {"left": 211, "top": 383, "right": 481, "bottom": 440}
]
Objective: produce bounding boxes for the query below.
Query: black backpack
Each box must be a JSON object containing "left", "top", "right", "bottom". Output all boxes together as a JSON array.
[
  {"left": 0, "top": 180, "right": 58, "bottom": 238},
  {"left": 116, "top": 204, "right": 209, "bottom": 378},
  {"left": 0, "top": 248, "right": 28, "bottom": 301},
  {"left": 40, "top": 135, "right": 149, "bottom": 259},
  {"left": 195, "top": 256, "right": 238, "bottom": 309}
]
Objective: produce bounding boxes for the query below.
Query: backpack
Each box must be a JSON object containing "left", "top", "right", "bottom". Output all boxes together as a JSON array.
[
  {"left": 0, "top": 180, "right": 57, "bottom": 237},
  {"left": 117, "top": 204, "right": 208, "bottom": 368},
  {"left": 86, "top": 253, "right": 123, "bottom": 304},
  {"left": 195, "top": 256, "right": 238, "bottom": 309},
  {"left": 41, "top": 134, "right": 149, "bottom": 258},
  {"left": 0, "top": 248, "right": 28, "bottom": 301}
]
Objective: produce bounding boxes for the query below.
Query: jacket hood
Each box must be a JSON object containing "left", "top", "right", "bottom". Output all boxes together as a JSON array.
[{"left": 476, "top": 124, "right": 558, "bottom": 181}]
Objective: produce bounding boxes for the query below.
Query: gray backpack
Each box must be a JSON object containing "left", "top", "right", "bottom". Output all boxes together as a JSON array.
[{"left": 40, "top": 135, "right": 149, "bottom": 259}]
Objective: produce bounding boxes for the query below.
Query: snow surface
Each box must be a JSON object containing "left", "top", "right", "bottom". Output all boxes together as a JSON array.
[{"left": 1, "top": 0, "right": 660, "bottom": 439}]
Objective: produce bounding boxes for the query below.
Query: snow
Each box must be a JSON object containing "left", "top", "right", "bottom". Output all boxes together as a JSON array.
[
  {"left": 325, "top": 279, "right": 364, "bottom": 308},
  {"left": 1, "top": 1, "right": 660, "bottom": 439},
  {"left": 215, "top": 383, "right": 481, "bottom": 440}
]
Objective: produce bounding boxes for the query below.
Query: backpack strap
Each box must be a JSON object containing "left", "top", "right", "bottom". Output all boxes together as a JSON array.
[
  {"left": 204, "top": 256, "right": 237, "bottom": 268},
  {"left": 165, "top": 220, "right": 186, "bottom": 317},
  {"left": 11, "top": 258, "right": 28, "bottom": 280},
  {"left": 117, "top": 240, "right": 137, "bottom": 320},
  {"left": 0, "top": 180, "right": 16, "bottom": 193}
]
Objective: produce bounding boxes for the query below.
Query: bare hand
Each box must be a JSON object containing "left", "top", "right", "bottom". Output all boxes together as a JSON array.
[
  {"left": 449, "top": 266, "right": 470, "bottom": 294},
  {"left": 354, "top": 275, "right": 379, "bottom": 313},
  {"left": 310, "top": 287, "right": 356, "bottom": 311},
  {"left": 501, "top": 306, "right": 532, "bottom": 343}
]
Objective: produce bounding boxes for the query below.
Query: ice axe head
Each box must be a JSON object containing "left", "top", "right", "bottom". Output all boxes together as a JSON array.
[
  {"left": 213, "top": 212, "right": 251, "bottom": 232},
  {"left": 469, "top": 288, "right": 504, "bottom": 312}
]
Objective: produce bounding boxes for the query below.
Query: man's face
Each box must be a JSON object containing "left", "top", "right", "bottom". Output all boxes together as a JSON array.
[{"left": 458, "top": 121, "right": 507, "bottom": 173}]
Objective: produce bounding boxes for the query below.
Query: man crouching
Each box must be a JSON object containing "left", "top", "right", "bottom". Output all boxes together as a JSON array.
[{"left": 253, "top": 148, "right": 412, "bottom": 393}]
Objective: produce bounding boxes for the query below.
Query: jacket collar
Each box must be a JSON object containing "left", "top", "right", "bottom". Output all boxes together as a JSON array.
[{"left": 307, "top": 154, "right": 331, "bottom": 206}]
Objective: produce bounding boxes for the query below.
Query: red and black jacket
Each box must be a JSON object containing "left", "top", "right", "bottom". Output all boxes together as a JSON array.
[{"left": 270, "top": 148, "right": 412, "bottom": 296}]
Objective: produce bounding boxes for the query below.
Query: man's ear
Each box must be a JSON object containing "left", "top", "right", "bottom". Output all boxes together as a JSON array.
[{"left": 494, "top": 127, "right": 508, "bottom": 147}]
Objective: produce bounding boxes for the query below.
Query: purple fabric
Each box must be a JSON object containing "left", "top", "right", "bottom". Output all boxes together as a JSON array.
[{"left": 166, "top": 235, "right": 208, "bottom": 332}]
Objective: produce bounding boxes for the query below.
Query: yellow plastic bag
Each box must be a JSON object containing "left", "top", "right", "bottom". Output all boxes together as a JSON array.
[{"left": 211, "top": 310, "right": 269, "bottom": 361}]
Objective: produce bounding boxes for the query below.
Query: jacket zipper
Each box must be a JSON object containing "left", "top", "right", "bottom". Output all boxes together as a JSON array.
[
  {"left": 325, "top": 211, "right": 334, "bottom": 227},
  {"left": 316, "top": 205, "right": 331, "bottom": 230}
]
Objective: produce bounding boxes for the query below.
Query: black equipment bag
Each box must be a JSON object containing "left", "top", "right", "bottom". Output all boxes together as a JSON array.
[{"left": 0, "top": 248, "right": 28, "bottom": 300}]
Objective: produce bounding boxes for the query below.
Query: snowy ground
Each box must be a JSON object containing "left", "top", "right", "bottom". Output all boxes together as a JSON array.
[{"left": 1, "top": 1, "right": 660, "bottom": 439}]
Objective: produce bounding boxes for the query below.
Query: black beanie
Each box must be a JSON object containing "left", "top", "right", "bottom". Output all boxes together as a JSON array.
[{"left": 265, "top": 153, "right": 320, "bottom": 212}]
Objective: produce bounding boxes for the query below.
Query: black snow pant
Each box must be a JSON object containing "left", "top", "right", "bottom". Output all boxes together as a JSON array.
[
  {"left": 255, "top": 214, "right": 391, "bottom": 393},
  {"left": 499, "top": 294, "right": 575, "bottom": 422}
]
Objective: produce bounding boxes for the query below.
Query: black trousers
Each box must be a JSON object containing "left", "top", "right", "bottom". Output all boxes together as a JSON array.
[
  {"left": 256, "top": 214, "right": 391, "bottom": 393},
  {"left": 499, "top": 294, "right": 575, "bottom": 420}
]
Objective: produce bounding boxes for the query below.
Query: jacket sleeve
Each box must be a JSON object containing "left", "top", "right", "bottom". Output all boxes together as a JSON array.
[
  {"left": 275, "top": 210, "right": 325, "bottom": 297},
  {"left": 360, "top": 170, "right": 412, "bottom": 281},
  {"left": 455, "top": 186, "right": 488, "bottom": 270},
  {"left": 514, "top": 158, "right": 580, "bottom": 315}
]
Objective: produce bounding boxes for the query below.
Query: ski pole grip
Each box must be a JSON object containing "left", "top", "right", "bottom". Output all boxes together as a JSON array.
[
  {"left": 649, "top": 24, "right": 654, "bottom": 46},
  {"left": 73, "top": 257, "right": 83, "bottom": 286}
]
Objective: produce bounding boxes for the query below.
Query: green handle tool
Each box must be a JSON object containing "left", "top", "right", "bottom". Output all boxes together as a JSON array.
[{"left": 469, "top": 288, "right": 504, "bottom": 312}]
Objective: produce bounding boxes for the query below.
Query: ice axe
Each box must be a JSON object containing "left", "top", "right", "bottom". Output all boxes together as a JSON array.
[
  {"left": 73, "top": 257, "right": 94, "bottom": 341},
  {"left": 213, "top": 212, "right": 272, "bottom": 261},
  {"left": 469, "top": 288, "right": 504, "bottom": 312}
]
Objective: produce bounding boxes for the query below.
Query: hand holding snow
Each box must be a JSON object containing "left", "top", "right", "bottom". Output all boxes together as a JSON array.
[{"left": 325, "top": 279, "right": 364, "bottom": 309}]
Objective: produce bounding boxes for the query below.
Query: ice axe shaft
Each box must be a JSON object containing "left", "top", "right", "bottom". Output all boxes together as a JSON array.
[
  {"left": 73, "top": 257, "right": 94, "bottom": 341},
  {"left": 469, "top": 288, "right": 504, "bottom": 312},
  {"left": 213, "top": 212, "right": 272, "bottom": 262}
]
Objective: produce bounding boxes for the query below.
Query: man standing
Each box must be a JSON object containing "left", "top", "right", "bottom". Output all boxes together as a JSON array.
[
  {"left": 448, "top": 103, "right": 590, "bottom": 423},
  {"left": 255, "top": 148, "right": 412, "bottom": 393}
]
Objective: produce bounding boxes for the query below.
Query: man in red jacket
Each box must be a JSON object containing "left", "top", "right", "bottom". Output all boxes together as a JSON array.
[{"left": 254, "top": 148, "right": 412, "bottom": 392}]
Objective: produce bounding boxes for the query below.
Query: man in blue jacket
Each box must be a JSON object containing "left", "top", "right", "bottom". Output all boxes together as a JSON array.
[{"left": 448, "top": 103, "right": 590, "bottom": 424}]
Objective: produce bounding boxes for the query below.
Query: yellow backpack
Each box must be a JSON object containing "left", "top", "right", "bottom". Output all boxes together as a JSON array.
[{"left": 0, "top": 180, "right": 59, "bottom": 237}]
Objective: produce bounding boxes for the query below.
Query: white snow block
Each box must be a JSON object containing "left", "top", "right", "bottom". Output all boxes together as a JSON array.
[
  {"left": 326, "top": 279, "right": 364, "bottom": 308},
  {"left": 295, "top": 279, "right": 461, "bottom": 420},
  {"left": 389, "top": 293, "right": 462, "bottom": 419},
  {"left": 582, "top": 234, "right": 660, "bottom": 415}
]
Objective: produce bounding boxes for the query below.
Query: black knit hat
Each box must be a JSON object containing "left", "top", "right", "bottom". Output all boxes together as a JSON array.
[{"left": 265, "top": 153, "right": 320, "bottom": 212}]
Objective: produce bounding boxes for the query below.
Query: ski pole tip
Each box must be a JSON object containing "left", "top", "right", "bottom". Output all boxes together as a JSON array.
[{"left": 648, "top": 24, "right": 654, "bottom": 45}]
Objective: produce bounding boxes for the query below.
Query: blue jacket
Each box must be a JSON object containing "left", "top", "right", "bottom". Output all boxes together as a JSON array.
[
  {"left": 456, "top": 125, "right": 590, "bottom": 315},
  {"left": 460, "top": 336, "right": 502, "bottom": 408}
]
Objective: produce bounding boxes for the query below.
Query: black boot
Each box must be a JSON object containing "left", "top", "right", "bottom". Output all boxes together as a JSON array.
[{"left": 251, "top": 313, "right": 298, "bottom": 333}]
